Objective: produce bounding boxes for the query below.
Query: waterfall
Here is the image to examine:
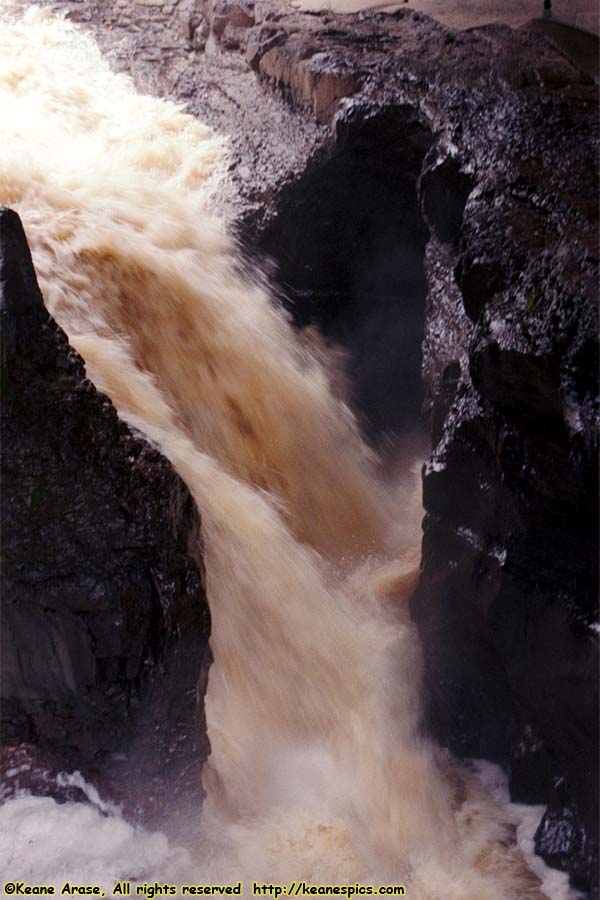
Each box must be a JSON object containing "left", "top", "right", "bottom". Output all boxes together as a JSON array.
[{"left": 0, "top": 8, "right": 552, "bottom": 898}]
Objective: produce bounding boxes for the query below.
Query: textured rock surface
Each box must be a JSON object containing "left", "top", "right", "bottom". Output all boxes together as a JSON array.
[
  {"left": 0, "top": 743, "right": 101, "bottom": 805},
  {"left": 208, "top": 8, "right": 598, "bottom": 892},
  {"left": 1, "top": 208, "right": 211, "bottom": 821}
]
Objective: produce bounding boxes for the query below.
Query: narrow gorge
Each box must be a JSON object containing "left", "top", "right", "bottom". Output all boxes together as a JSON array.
[{"left": 0, "top": 2, "right": 598, "bottom": 899}]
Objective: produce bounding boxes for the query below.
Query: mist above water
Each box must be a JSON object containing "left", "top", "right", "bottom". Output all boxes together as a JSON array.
[{"left": 0, "top": 8, "right": 566, "bottom": 899}]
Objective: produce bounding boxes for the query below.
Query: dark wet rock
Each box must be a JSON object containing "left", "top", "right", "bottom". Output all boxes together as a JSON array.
[
  {"left": 525, "top": 18, "right": 600, "bottom": 82},
  {"left": 246, "top": 104, "right": 433, "bottom": 438},
  {"left": 203, "top": 8, "right": 599, "bottom": 891},
  {"left": 419, "top": 152, "right": 474, "bottom": 248},
  {"left": 509, "top": 716, "right": 556, "bottom": 807},
  {"left": 0, "top": 208, "right": 211, "bottom": 821},
  {"left": 535, "top": 781, "right": 599, "bottom": 896},
  {"left": 0, "top": 744, "right": 96, "bottom": 805},
  {"left": 197, "top": 9, "right": 598, "bottom": 886}
]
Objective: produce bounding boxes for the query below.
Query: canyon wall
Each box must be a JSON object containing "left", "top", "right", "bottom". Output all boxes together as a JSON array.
[
  {"left": 209, "top": 7, "right": 598, "bottom": 892},
  {"left": 1, "top": 208, "right": 211, "bottom": 820}
]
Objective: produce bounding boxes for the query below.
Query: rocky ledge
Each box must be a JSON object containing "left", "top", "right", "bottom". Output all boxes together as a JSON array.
[{"left": 0, "top": 208, "right": 211, "bottom": 824}]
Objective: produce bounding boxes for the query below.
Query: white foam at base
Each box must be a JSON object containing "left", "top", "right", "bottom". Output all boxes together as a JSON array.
[
  {"left": 472, "top": 761, "right": 583, "bottom": 900},
  {"left": 0, "top": 794, "right": 192, "bottom": 887}
]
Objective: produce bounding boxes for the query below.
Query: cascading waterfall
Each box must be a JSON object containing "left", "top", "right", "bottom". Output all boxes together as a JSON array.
[{"left": 0, "top": 8, "right": 556, "bottom": 899}]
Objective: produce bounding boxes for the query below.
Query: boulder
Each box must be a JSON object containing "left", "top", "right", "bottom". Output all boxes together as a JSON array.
[{"left": 0, "top": 208, "right": 211, "bottom": 820}]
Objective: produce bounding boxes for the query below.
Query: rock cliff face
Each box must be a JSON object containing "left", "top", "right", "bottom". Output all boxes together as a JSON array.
[
  {"left": 0, "top": 208, "right": 211, "bottom": 821},
  {"left": 416, "top": 132, "right": 599, "bottom": 894},
  {"left": 194, "top": 5, "right": 599, "bottom": 892}
]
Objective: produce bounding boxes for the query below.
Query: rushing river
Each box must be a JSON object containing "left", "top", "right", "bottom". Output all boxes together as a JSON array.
[{"left": 0, "top": 8, "right": 577, "bottom": 899}]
